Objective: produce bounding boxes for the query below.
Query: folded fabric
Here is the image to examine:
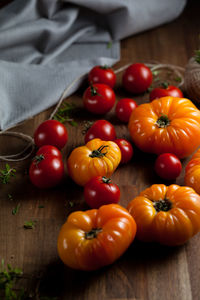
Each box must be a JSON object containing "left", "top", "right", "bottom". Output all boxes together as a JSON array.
[{"left": 0, "top": 0, "right": 186, "bottom": 130}]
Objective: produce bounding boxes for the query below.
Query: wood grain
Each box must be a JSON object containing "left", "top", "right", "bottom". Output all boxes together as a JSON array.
[{"left": 1, "top": 1, "right": 200, "bottom": 299}]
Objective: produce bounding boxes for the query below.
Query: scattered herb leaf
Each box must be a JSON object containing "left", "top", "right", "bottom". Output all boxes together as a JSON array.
[
  {"left": 107, "top": 41, "right": 112, "bottom": 49},
  {"left": 0, "top": 164, "right": 16, "bottom": 184},
  {"left": 147, "top": 86, "right": 153, "bottom": 93},
  {"left": 38, "top": 205, "right": 44, "bottom": 209},
  {"left": 174, "top": 76, "right": 182, "bottom": 82},
  {"left": 53, "top": 102, "right": 78, "bottom": 126},
  {"left": 152, "top": 70, "right": 160, "bottom": 76},
  {"left": 0, "top": 259, "right": 23, "bottom": 300},
  {"left": 12, "top": 204, "right": 20, "bottom": 216},
  {"left": 23, "top": 220, "right": 37, "bottom": 230},
  {"left": 69, "top": 201, "right": 75, "bottom": 208},
  {"left": 7, "top": 194, "right": 13, "bottom": 201}
]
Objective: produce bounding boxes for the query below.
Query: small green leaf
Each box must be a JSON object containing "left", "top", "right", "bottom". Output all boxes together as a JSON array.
[
  {"left": 38, "top": 205, "right": 44, "bottom": 208},
  {"left": 12, "top": 204, "right": 20, "bottom": 216},
  {"left": 174, "top": 76, "right": 182, "bottom": 82},
  {"left": 23, "top": 220, "right": 37, "bottom": 229},
  {"left": 69, "top": 201, "right": 75, "bottom": 208},
  {"left": 152, "top": 70, "right": 160, "bottom": 76},
  {"left": 0, "top": 164, "right": 16, "bottom": 184},
  {"left": 195, "top": 50, "right": 200, "bottom": 64}
]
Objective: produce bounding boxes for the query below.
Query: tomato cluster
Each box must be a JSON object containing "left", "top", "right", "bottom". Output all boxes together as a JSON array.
[{"left": 29, "top": 62, "right": 200, "bottom": 271}]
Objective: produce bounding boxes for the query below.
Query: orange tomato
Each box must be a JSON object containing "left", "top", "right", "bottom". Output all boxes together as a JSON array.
[
  {"left": 185, "top": 148, "right": 200, "bottom": 194},
  {"left": 128, "top": 96, "right": 200, "bottom": 158},
  {"left": 57, "top": 204, "right": 136, "bottom": 270},
  {"left": 67, "top": 138, "right": 121, "bottom": 186},
  {"left": 127, "top": 184, "right": 200, "bottom": 246}
]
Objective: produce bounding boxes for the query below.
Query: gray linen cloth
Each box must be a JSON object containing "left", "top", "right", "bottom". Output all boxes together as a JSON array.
[{"left": 0, "top": 0, "right": 186, "bottom": 130}]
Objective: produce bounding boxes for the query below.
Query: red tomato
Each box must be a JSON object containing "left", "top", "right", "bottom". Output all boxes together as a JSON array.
[
  {"left": 85, "top": 120, "right": 116, "bottom": 143},
  {"left": 88, "top": 65, "right": 116, "bottom": 88},
  {"left": 155, "top": 153, "right": 182, "bottom": 180},
  {"left": 34, "top": 120, "right": 68, "bottom": 149},
  {"left": 29, "top": 153, "right": 64, "bottom": 188},
  {"left": 150, "top": 84, "right": 183, "bottom": 101},
  {"left": 84, "top": 176, "right": 120, "bottom": 209},
  {"left": 115, "top": 98, "right": 138, "bottom": 122},
  {"left": 122, "top": 63, "right": 152, "bottom": 94},
  {"left": 83, "top": 84, "right": 115, "bottom": 114},
  {"left": 36, "top": 145, "right": 62, "bottom": 160},
  {"left": 114, "top": 139, "right": 133, "bottom": 164}
]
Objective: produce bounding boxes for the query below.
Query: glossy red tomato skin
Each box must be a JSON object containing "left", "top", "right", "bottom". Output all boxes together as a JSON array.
[
  {"left": 155, "top": 153, "right": 182, "bottom": 180},
  {"left": 115, "top": 98, "right": 138, "bottom": 122},
  {"left": 84, "top": 176, "right": 120, "bottom": 209},
  {"left": 150, "top": 85, "right": 183, "bottom": 101},
  {"left": 34, "top": 120, "right": 68, "bottom": 150},
  {"left": 85, "top": 120, "right": 116, "bottom": 143},
  {"left": 114, "top": 139, "right": 133, "bottom": 164},
  {"left": 29, "top": 154, "right": 64, "bottom": 188},
  {"left": 83, "top": 84, "right": 115, "bottom": 114},
  {"left": 122, "top": 63, "right": 152, "bottom": 94},
  {"left": 88, "top": 66, "right": 116, "bottom": 88},
  {"left": 36, "top": 145, "right": 62, "bottom": 159}
]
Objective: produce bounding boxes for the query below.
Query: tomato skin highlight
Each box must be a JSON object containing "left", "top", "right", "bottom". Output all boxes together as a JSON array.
[
  {"left": 155, "top": 153, "right": 182, "bottom": 180},
  {"left": 29, "top": 154, "right": 64, "bottom": 188},
  {"left": 84, "top": 176, "right": 120, "bottom": 208},
  {"left": 36, "top": 145, "right": 62, "bottom": 160},
  {"left": 85, "top": 120, "right": 116, "bottom": 143},
  {"left": 115, "top": 98, "right": 138, "bottom": 123},
  {"left": 150, "top": 85, "right": 183, "bottom": 101},
  {"left": 122, "top": 63, "right": 152, "bottom": 94},
  {"left": 34, "top": 120, "right": 68, "bottom": 149},
  {"left": 83, "top": 84, "right": 115, "bottom": 114},
  {"left": 127, "top": 184, "right": 200, "bottom": 246},
  {"left": 114, "top": 139, "right": 133, "bottom": 164},
  {"left": 88, "top": 66, "right": 116, "bottom": 89},
  {"left": 57, "top": 204, "right": 137, "bottom": 270}
]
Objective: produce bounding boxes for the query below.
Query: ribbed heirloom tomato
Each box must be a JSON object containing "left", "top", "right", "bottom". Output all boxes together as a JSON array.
[
  {"left": 57, "top": 204, "right": 136, "bottom": 270},
  {"left": 185, "top": 148, "right": 200, "bottom": 194},
  {"left": 128, "top": 96, "right": 200, "bottom": 158},
  {"left": 67, "top": 138, "right": 121, "bottom": 186},
  {"left": 127, "top": 184, "right": 200, "bottom": 246}
]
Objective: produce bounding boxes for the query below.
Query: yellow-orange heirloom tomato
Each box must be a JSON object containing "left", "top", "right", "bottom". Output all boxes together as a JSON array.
[
  {"left": 67, "top": 138, "right": 121, "bottom": 186},
  {"left": 185, "top": 148, "right": 200, "bottom": 194},
  {"left": 57, "top": 204, "right": 136, "bottom": 270},
  {"left": 128, "top": 96, "right": 200, "bottom": 158},
  {"left": 127, "top": 184, "right": 200, "bottom": 246}
]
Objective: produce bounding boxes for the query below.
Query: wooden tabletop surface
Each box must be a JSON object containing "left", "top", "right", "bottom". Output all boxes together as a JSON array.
[{"left": 1, "top": 1, "right": 200, "bottom": 299}]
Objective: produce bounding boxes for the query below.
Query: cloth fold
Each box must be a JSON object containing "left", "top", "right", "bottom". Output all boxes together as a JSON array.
[{"left": 0, "top": 0, "right": 186, "bottom": 130}]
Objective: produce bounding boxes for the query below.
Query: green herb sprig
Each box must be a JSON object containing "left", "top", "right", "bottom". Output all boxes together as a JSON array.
[
  {"left": 23, "top": 220, "right": 37, "bottom": 229},
  {"left": 53, "top": 102, "right": 78, "bottom": 126},
  {"left": 0, "top": 164, "right": 16, "bottom": 184},
  {"left": 195, "top": 50, "right": 200, "bottom": 64}
]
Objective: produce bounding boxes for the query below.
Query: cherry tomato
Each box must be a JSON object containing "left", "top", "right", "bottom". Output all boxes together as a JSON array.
[
  {"left": 115, "top": 98, "right": 138, "bottom": 122},
  {"left": 150, "top": 83, "right": 183, "bottom": 101},
  {"left": 84, "top": 120, "right": 116, "bottom": 143},
  {"left": 114, "top": 139, "right": 133, "bottom": 164},
  {"left": 29, "top": 153, "right": 64, "bottom": 188},
  {"left": 155, "top": 153, "right": 182, "bottom": 180},
  {"left": 83, "top": 84, "right": 115, "bottom": 114},
  {"left": 34, "top": 120, "right": 68, "bottom": 149},
  {"left": 88, "top": 65, "right": 116, "bottom": 88},
  {"left": 36, "top": 145, "right": 62, "bottom": 160},
  {"left": 84, "top": 176, "right": 120, "bottom": 209},
  {"left": 122, "top": 63, "right": 152, "bottom": 94}
]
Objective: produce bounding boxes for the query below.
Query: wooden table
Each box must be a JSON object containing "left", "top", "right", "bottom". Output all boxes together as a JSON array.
[{"left": 1, "top": 1, "right": 200, "bottom": 299}]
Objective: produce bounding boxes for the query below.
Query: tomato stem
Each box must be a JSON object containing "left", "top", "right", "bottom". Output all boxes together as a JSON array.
[
  {"left": 85, "top": 228, "right": 102, "bottom": 239},
  {"left": 32, "top": 154, "right": 44, "bottom": 165},
  {"left": 161, "top": 82, "right": 169, "bottom": 89},
  {"left": 156, "top": 115, "right": 170, "bottom": 128},
  {"left": 89, "top": 145, "right": 109, "bottom": 158},
  {"left": 102, "top": 176, "right": 111, "bottom": 184},
  {"left": 100, "top": 65, "right": 110, "bottom": 70},
  {"left": 90, "top": 84, "right": 102, "bottom": 97},
  {"left": 153, "top": 199, "right": 172, "bottom": 212}
]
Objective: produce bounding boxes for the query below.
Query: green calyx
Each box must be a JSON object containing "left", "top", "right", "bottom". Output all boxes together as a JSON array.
[
  {"left": 156, "top": 114, "right": 170, "bottom": 128},
  {"left": 153, "top": 199, "right": 172, "bottom": 212},
  {"left": 89, "top": 145, "right": 109, "bottom": 158},
  {"left": 85, "top": 228, "right": 103, "bottom": 239},
  {"left": 102, "top": 176, "right": 111, "bottom": 184}
]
